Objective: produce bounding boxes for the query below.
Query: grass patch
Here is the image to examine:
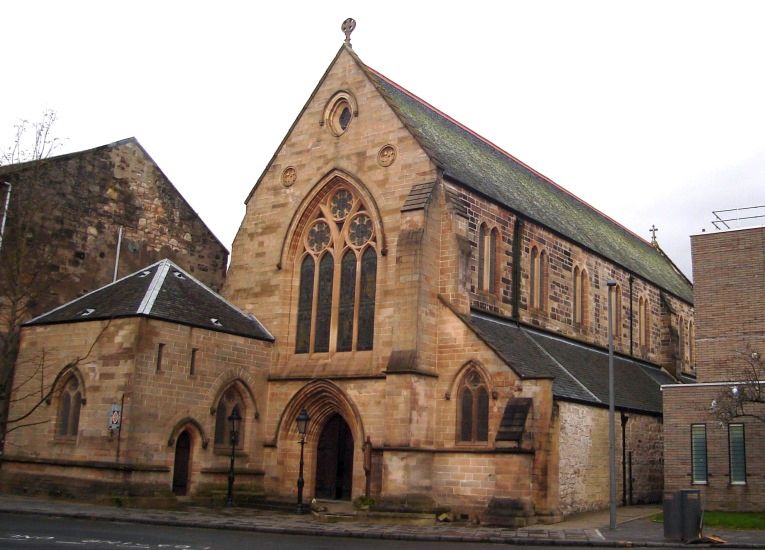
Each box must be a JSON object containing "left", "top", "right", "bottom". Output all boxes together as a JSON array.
[{"left": 651, "top": 512, "right": 765, "bottom": 530}]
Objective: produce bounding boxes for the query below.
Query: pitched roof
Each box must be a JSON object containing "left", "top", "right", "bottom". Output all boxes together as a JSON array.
[
  {"left": 25, "top": 259, "right": 273, "bottom": 341},
  {"left": 358, "top": 54, "right": 692, "bottom": 304},
  {"left": 469, "top": 311, "right": 675, "bottom": 414}
]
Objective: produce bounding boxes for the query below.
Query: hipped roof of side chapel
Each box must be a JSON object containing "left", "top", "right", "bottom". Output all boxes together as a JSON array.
[{"left": 248, "top": 38, "right": 693, "bottom": 305}]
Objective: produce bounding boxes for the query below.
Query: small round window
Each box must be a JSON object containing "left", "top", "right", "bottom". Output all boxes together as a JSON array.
[{"left": 324, "top": 92, "right": 357, "bottom": 137}]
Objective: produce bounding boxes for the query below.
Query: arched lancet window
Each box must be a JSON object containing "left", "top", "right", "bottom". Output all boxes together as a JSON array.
[
  {"left": 678, "top": 315, "right": 685, "bottom": 362},
  {"left": 477, "top": 224, "right": 498, "bottom": 294},
  {"left": 214, "top": 387, "right": 245, "bottom": 449},
  {"left": 688, "top": 320, "right": 695, "bottom": 368},
  {"left": 57, "top": 376, "right": 82, "bottom": 438},
  {"left": 611, "top": 284, "right": 622, "bottom": 342},
  {"left": 458, "top": 369, "right": 489, "bottom": 443},
  {"left": 573, "top": 266, "right": 588, "bottom": 326},
  {"left": 530, "top": 247, "right": 546, "bottom": 311},
  {"left": 638, "top": 297, "right": 650, "bottom": 348},
  {"left": 295, "top": 186, "right": 378, "bottom": 354}
]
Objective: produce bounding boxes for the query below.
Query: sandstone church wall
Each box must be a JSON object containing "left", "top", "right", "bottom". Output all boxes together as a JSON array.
[{"left": 557, "top": 401, "right": 662, "bottom": 516}]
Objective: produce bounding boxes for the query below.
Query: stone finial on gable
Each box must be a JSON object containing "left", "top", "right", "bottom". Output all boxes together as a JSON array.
[
  {"left": 649, "top": 224, "right": 659, "bottom": 247},
  {"left": 342, "top": 18, "right": 356, "bottom": 47}
]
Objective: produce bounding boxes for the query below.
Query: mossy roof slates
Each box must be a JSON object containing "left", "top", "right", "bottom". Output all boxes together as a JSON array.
[{"left": 365, "top": 70, "right": 693, "bottom": 303}]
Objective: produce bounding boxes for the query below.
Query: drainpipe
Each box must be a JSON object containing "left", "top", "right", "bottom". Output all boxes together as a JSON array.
[
  {"left": 621, "top": 412, "right": 628, "bottom": 505},
  {"left": 511, "top": 217, "right": 523, "bottom": 320},
  {"left": 628, "top": 274, "right": 634, "bottom": 357},
  {"left": 0, "top": 182, "right": 11, "bottom": 255},
  {"left": 113, "top": 226, "right": 123, "bottom": 283}
]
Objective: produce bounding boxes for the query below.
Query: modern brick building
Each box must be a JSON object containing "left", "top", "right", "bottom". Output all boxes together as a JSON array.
[
  {"left": 663, "top": 225, "right": 765, "bottom": 511},
  {"left": 3, "top": 36, "right": 696, "bottom": 524}
]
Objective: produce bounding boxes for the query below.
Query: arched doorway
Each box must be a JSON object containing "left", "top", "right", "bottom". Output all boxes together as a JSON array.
[
  {"left": 172, "top": 430, "right": 191, "bottom": 495},
  {"left": 315, "top": 414, "right": 353, "bottom": 500}
]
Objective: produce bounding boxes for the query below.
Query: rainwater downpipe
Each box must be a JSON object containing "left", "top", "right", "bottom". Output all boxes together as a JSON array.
[
  {"left": 628, "top": 274, "right": 634, "bottom": 357},
  {"left": 0, "top": 182, "right": 11, "bottom": 255},
  {"left": 621, "top": 412, "right": 628, "bottom": 505},
  {"left": 511, "top": 217, "right": 523, "bottom": 320},
  {"left": 113, "top": 226, "right": 123, "bottom": 283}
]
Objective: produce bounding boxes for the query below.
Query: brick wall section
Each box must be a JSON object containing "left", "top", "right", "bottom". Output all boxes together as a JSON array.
[
  {"left": 663, "top": 385, "right": 765, "bottom": 511},
  {"left": 2, "top": 318, "right": 270, "bottom": 497},
  {"left": 0, "top": 139, "right": 227, "bottom": 319},
  {"left": 663, "top": 226, "right": 765, "bottom": 512},
  {"left": 691, "top": 227, "right": 765, "bottom": 382}
]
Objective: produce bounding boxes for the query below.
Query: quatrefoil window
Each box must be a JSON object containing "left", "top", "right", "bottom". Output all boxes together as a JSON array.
[
  {"left": 331, "top": 190, "right": 353, "bottom": 220},
  {"left": 307, "top": 221, "right": 331, "bottom": 253},
  {"left": 349, "top": 214, "right": 373, "bottom": 247}
]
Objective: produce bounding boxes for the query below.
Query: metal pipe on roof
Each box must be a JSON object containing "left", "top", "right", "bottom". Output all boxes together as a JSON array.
[
  {"left": 0, "top": 181, "right": 11, "bottom": 255},
  {"left": 113, "top": 226, "right": 123, "bottom": 283}
]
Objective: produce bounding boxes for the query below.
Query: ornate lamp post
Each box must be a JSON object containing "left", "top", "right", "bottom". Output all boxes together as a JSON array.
[
  {"left": 225, "top": 408, "right": 242, "bottom": 507},
  {"left": 296, "top": 408, "right": 310, "bottom": 514}
]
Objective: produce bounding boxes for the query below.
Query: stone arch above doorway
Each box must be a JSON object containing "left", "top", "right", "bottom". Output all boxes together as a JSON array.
[{"left": 275, "top": 379, "right": 365, "bottom": 445}]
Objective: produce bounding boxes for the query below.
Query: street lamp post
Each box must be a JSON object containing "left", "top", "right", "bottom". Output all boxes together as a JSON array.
[
  {"left": 296, "top": 408, "right": 310, "bottom": 514},
  {"left": 225, "top": 408, "right": 242, "bottom": 507},
  {"left": 607, "top": 279, "right": 617, "bottom": 530}
]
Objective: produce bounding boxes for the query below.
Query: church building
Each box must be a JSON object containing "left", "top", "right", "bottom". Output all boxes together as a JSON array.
[{"left": 2, "top": 26, "right": 695, "bottom": 524}]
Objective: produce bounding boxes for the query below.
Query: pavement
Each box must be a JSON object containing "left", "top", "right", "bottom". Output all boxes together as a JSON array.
[{"left": 0, "top": 495, "right": 763, "bottom": 548}]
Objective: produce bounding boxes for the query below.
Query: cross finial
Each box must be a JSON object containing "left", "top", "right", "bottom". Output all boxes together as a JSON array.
[
  {"left": 341, "top": 18, "right": 356, "bottom": 46},
  {"left": 649, "top": 224, "right": 659, "bottom": 244}
]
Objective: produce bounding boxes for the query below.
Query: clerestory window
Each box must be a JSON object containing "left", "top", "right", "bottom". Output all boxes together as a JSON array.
[{"left": 296, "top": 186, "right": 377, "bottom": 354}]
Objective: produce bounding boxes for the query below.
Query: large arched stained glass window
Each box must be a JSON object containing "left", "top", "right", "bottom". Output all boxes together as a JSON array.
[{"left": 295, "top": 185, "right": 378, "bottom": 354}]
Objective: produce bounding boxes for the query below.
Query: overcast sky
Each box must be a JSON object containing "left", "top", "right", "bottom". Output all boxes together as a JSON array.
[{"left": 3, "top": 1, "right": 764, "bottom": 280}]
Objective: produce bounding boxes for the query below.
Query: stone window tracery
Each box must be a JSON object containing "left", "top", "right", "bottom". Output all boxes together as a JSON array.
[
  {"left": 295, "top": 186, "right": 378, "bottom": 354},
  {"left": 214, "top": 387, "right": 245, "bottom": 449},
  {"left": 638, "top": 296, "right": 650, "bottom": 349},
  {"left": 611, "top": 284, "right": 622, "bottom": 343},
  {"left": 57, "top": 376, "right": 82, "bottom": 438},
  {"left": 457, "top": 369, "right": 489, "bottom": 444}
]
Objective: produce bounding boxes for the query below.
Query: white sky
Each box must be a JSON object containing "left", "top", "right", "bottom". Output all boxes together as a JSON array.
[{"left": 4, "top": 1, "right": 765, "bottom": 280}]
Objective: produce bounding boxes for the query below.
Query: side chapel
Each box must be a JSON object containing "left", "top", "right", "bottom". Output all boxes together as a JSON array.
[{"left": 3, "top": 26, "right": 695, "bottom": 523}]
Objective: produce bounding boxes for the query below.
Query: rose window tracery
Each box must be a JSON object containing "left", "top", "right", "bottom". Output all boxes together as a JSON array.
[
  {"left": 295, "top": 185, "right": 378, "bottom": 354},
  {"left": 307, "top": 221, "right": 331, "bottom": 252},
  {"left": 331, "top": 190, "right": 353, "bottom": 220},
  {"left": 348, "top": 214, "right": 373, "bottom": 246}
]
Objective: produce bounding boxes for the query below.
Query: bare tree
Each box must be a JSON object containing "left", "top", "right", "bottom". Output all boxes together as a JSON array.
[
  {"left": 710, "top": 345, "right": 765, "bottom": 424},
  {"left": 0, "top": 110, "right": 64, "bottom": 449}
]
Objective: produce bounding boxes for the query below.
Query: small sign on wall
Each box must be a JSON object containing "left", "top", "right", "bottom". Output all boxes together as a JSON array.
[{"left": 108, "top": 404, "right": 122, "bottom": 432}]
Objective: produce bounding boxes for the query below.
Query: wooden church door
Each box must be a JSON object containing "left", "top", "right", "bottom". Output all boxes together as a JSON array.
[
  {"left": 172, "top": 430, "right": 191, "bottom": 495},
  {"left": 315, "top": 414, "right": 354, "bottom": 500}
]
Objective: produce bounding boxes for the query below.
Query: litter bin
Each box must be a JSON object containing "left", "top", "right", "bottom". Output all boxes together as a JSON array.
[
  {"left": 663, "top": 489, "right": 703, "bottom": 542},
  {"left": 680, "top": 489, "right": 703, "bottom": 542},
  {"left": 663, "top": 491, "right": 681, "bottom": 541}
]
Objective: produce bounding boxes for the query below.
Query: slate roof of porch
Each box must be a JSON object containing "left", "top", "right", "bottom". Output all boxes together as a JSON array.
[{"left": 25, "top": 259, "right": 273, "bottom": 341}]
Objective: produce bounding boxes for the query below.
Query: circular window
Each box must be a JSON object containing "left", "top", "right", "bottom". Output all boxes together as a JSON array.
[
  {"left": 307, "top": 220, "right": 331, "bottom": 253},
  {"left": 324, "top": 91, "right": 357, "bottom": 137},
  {"left": 348, "top": 213, "right": 373, "bottom": 247},
  {"left": 331, "top": 189, "right": 353, "bottom": 220}
]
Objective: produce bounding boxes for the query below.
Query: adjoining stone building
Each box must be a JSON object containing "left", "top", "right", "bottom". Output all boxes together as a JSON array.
[
  {"left": 2, "top": 259, "right": 272, "bottom": 499},
  {"left": 3, "top": 37, "right": 696, "bottom": 523},
  {"left": 663, "top": 225, "right": 765, "bottom": 511},
  {"left": 0, "top": 137, "right": 228, "bottom": 310}
]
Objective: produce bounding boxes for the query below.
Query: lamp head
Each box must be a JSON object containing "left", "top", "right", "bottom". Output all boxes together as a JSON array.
[{"left": 296, "top": 408, "right": 310, "bottom": 436}]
